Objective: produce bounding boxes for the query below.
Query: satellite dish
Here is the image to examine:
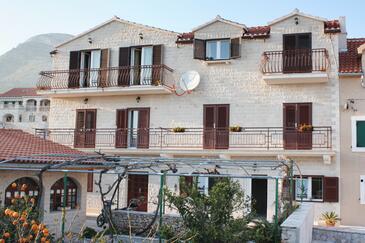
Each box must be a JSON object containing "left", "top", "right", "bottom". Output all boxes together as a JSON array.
[{"left": 179, "top": 71, "right": 200, "bottom": 92}]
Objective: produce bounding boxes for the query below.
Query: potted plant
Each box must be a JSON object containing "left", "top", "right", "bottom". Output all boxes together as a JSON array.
[
  {"left": 321, "top": 211, "right": 340, "bottom": 227},
  {"left": 229, "top": 125, "right": 242, "bottom": 132},
  {"left": 298, "top": 124, "right": 313, "bottom": 132},
  {"left": 172, "top": 127, "right": 185, "bottom": 133}
]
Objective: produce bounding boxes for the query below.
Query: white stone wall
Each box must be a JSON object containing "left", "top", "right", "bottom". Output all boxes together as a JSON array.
[
  {"left": 48, "top": 14, "right": 342, "bottom": 223},
  {"left": 0, "top": 170, "right": 87, "bottom": 236}
]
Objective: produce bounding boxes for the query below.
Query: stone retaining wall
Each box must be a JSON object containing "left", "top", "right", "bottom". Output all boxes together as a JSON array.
[
  {"left": 112, "top": 210, "right": 184, "bottom": 235},
  {"left": 313, "top": 226, "right": 365, "bottom": 243}
]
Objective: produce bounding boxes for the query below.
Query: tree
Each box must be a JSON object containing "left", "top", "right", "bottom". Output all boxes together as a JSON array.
[{"left": 164, "top": 177, "right": 278, "bottom": 243}]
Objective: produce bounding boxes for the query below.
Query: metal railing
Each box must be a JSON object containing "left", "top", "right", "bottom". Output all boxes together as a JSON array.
[
  {"left": 261, "top": 48, "right": 329, "bottom": 74},
  {"left": 37, "top": 65, "right": 174, "bottom": 90},
  {"left": 35, "top": 126, "right": 332, "bottom": 150}
]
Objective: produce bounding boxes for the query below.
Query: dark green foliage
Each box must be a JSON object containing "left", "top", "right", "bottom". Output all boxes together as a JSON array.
[
  {"left": 81, "top": 227, "right": 98, "bottom": 239},
  {"left": 164, "top": 178, "right": 280, "bottom": 243}
]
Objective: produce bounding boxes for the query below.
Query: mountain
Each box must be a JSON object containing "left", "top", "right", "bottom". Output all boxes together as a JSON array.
[{"left": 0, "top": 33, "right": 73, "bottom": 93}]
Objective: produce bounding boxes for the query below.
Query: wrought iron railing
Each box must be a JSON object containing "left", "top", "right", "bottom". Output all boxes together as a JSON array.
[
  {"left": 261, "top": 48, "right": 329, "bottom": 74},
  {"left": 35, "top": 126, "right": 332, "bottom": 150},
  {"left": 37, "top": 65, "right": 174, "bottom": 90}
]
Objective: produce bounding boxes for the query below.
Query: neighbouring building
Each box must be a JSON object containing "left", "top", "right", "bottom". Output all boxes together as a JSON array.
[
  {"left": 37, "top": 9, "right": 345, "bottom": 224},
  {"left": 0, "top": 88, "right": 50, "bottom": 133},
  {"left": 0, "top": 129, "right": 99, "bottom": 235},
  {"left": 338, "top": 38, "right": 365, "bottom": 226}
]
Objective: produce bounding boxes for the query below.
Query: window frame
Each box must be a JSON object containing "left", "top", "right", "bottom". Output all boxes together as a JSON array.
[
  {"left": 205, "top": 39, "right": 231, "bottom": 61},
  {"left": 295, "top": 176, "right": 323, "bottom": 202},
  {"left": 352, "top": 116, "right": 365, "bottom": 152},
  {"left": 50, "top": 178, "right": 78, "bottom": 212}
]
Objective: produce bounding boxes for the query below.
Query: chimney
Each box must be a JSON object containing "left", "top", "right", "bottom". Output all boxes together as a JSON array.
[{"left": 338, "top": 16, "right": 348, "bottom": 52}]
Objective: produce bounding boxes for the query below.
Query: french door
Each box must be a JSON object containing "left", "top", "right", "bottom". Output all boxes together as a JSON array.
[
  {"left": 127, "top": 174, "right": 148, "bottom": 212},
  {"left": 74, "top": 109, "right": 97, "bottom": 148},
  {"left": 283, "top": 33, "right": 312, "bottom": 73},
  {"left": 203, "top": 104, "right": 229, "bottom": 149},
  {"left": 283, "top": 103, "right": 312, "bottom": 150},
  {"left": 115, "top": 108, "right": 150, "bottom": 148},
  {"left": 130, "top": 46, "right": 153, "bottom": 85}
]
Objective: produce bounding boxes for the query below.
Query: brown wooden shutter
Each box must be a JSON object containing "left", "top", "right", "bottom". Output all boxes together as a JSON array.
[
  {"left": 152, "top": 45, "right": 163, "bottom": 85},
  {"left": 118, "top": 47, "right": 130, "bottom": 86},
  {"left": 216, "top": 104, "right": 229, "bottom": 149},
  {"left": 137, "top": 108, "right": 150, "bottom": 149},
  {"left": 68, "top": 51, "right": 80, "bottom": 88},
  {"left": 194, "top": 39, "right": 206, "bottom": 60},
  {"left": 297, "top": 103, "right": 312, "bottom": 150},
  {"left": 203, "top": 105, "right": 215, "bottom": 149},
  {"left": 230, "top": 38, "right": 241, "bottom": 58},
  {"left": 99, "top": 49, "right": 110, "bottom": 87},
  {"left": 115, "top": 109, "right": 128, "bottom": 148},
  {"left": 324, "top": 177, "right": 339, "bottom": 202},
  {"left": 87, "top": 171, "right": 94, "bottom": 192}
]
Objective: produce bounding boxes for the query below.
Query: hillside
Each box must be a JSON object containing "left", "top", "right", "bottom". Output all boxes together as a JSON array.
[{"left": 0, "top": 33, "right": 73, "bottom": 93}]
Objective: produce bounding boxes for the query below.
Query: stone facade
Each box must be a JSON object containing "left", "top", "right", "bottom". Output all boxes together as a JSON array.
[
  {"left": 0, "top": 170, "right": 87, "bottom": 236},
  {"left": 42, "top": 11, "right": 344, "bottom": 223},
  {"left": 313, "top": 226, "right": 365, "bottom": 243}
]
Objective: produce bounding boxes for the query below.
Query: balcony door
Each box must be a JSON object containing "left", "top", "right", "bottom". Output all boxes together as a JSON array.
[
  {"left": 283, "top": 103, "right": 312, "bottom": 150},
  {"left": 127, "top": 174, "right": 148, "bottom": 212},
  {"left": 203, "top": 104, "right": 229, "bottom": 149},
  {"left": 115, "top": 108, "right": 150, "bottom": 149},
  {"left": 283, "top": 33, "right": 312, "bottom": 73},
  {"left": 130, "top": 46, "right": 153, "bottom": 85},
  {"left": 74, "top": 109, "right": 97, "bottom": 148}
]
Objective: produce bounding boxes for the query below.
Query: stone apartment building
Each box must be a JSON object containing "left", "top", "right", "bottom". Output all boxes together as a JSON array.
[
  {"left": 0, "top": 88, "right": 50, "bottom": 133},
  {"left": 37, "top": 9, "right": 347, "bottom": 224}
]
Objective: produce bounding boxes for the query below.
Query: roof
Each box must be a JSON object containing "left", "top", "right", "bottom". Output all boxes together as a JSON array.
[
  {"left": 268, "top": 9, "right": 328, "bottom": 26},
  {"left": 242, "top": 26, "right": 270, "bottom": 39},
  {"left": 57, "top": 16, "right": 179, "bottom": 48},
  {"left": 339, "top": 38, "right": 365, "bottom": 74},
  {"left": 192, "top": 15, "right": 247, "bottom": 32},
  {"left": 0, "top": 88, "right": 40, "bottom": 98},
  {"left": 0, "top": 129, "right": 86, "bottom": 164},
  {"left": 324, "top": 20, "right": 341, "bottom": 33}
]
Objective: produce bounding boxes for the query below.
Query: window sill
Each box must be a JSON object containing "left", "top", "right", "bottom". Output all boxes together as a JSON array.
[
  {"left": 203, "top": 60, "right": 231, "bottom": 65},
  {"left": 352, "top": 147, "right": 365, "bottom": 152},
  {"left": 295, "top": 199, "right": 323, "bottom": 203}
]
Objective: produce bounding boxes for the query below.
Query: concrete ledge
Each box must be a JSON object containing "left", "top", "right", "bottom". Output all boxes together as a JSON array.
[{"left": 281, "top": 203, "right": 314, "bottom": 243}]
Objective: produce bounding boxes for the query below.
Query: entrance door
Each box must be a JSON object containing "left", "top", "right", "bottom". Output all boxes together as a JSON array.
[
  {"left": 115, "top": 108, "right": 150, "bottom": 148},
  {"left": 283, "top": 103, "right": 312, "bottom": 150},
  {"left": 283, "top": 33, "right": 312, "bottom": 73},
  {"left": 127, "top": 174, "right": 148, "bottom": 212},
  {"left": 203, "top": 104, "right": 229, "bottom": 149},
  {"left": 251, "top": 178, "right": 268, "bottom": 218},
  {"left": 74, "top": 109, "right": 97, "bottom": 148}
]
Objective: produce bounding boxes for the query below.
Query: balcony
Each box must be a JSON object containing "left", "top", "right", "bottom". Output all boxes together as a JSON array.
[
  {"left": 36, "top": 126, "right": 332, "bottom": 157},
  {"left": 261, "top": 48, "right": 330, "bottom": 84},
  {"left": 37, "top": 65, "right": 175, "bottom": 97}
]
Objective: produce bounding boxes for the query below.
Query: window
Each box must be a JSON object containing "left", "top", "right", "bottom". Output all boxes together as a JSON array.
[
  {"left": 26, "top": 100, "right": 37, "bottom": 112},
  {"left": 50, "top": 178, "right": 78, "bottom": 211},
  {"left": 42, "top": 115, "right": 48, "bottom": 122},
  {"left": 206, "top": 40, "right": 230, "bottom": 60},
  {"left": 352, "top": 116, "right": 365, "bottom": 152},
  {"left": 193, "top": 38, "right": 240, "bottom": 60},
  {"left": 4, "top": 114, "right": 14, "bottom": 123},
  {"left": 29, "top": 115, "right": 35, "bottom": 122},
  {"left": 5, "top": 177, "right": 39, "bottom": 206},
  {"left": 295, "top": 176, "right": 323, "bottom": 201},
  {"left": 18, "top": 115, "right": 22, "bottom": 122},
  {"left": 180, "top": 175, "right": 223, "bottom": 195}
]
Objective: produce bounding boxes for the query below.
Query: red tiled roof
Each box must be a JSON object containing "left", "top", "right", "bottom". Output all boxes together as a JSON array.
[
  {"left": 0, "top": 88, "right": 40, "bottom": 98},
  {"left": 242, "top": 26, "right": 270, "bottom": 39},
  {"left": 324, "top": 20, "right": 341, "bottom": 33},
  {"left": 339, "top": 38, "right": 365, "bottom": 73},
  {"left": 0, "top": 129, "right": 86, "bottom": 164},
  {"left": 176, "top": 32, "right": 194, "bottom": 44}
]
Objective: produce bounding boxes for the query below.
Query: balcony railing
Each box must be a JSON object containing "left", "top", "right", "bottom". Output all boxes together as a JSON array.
[
  {"left": 261, "top": 48, "right": 329, "bottom": 74},
  {"left": 35, "top": 126, "right": 332, "bottom": 150},
  {"left": 37, "top": 65, "right": 174, "bottom": 90}
]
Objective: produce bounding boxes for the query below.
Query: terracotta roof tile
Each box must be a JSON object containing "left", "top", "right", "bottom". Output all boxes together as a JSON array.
[
  {"left": 0, "top": 88, "right": 40, "bottom": 98},
  {"left": 0, "top": 129, "right": 86, "bottom": 164},
  {"left": 324, "top": 20, "right": 341, "bottom": 33},
  {"left": 339, "top": 38, "right": 365, "bottom": 73},
  {"left": 242, "top": 26, "right": 270, "bottom": 39},
  {"left": 176, "top": 32, "right": 194, "bottom": 44}
]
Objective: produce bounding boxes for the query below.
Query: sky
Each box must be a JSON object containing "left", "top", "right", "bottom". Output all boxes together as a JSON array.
[{"left": 0, "top": 0, "right": 365, "bottom": 55}]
